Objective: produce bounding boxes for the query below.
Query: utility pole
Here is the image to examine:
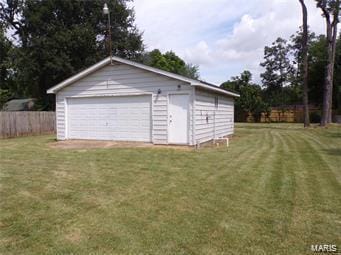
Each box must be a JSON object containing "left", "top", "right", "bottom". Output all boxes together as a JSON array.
[{"left": 103, "top": 3, "right": 112, "bottom": 64}]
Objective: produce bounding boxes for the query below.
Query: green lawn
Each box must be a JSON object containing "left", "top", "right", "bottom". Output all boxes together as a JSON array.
[{"left": 0, "top": 124, "right": 340, "bottom": 255}]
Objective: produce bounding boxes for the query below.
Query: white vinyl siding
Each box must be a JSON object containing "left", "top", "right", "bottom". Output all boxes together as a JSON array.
[
  {"left": 194, "top": 89, "right": 234, "bottom": 144},
  {"left": 55, "top": 62, "right": 193, "bottom": 144},
  {"left": 56, "top": 94, "right": 66, "bottom": 140}
]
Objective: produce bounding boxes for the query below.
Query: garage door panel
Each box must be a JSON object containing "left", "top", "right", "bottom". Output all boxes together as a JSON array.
[{"left": 67, "top": 96, "right": 151, "bottom": 141}]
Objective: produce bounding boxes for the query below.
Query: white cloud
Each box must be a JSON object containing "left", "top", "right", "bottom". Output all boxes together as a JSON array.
[
  {"left": 184, "top": 41, "right": 213, "bottom": 65},
  {"left": 130, "top": 0, "right": 328, "bottom": 84}
]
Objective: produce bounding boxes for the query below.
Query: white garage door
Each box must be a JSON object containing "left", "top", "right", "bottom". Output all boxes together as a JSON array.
[{"left": 67, "top": 96, "right": 151, "bottom": 141}]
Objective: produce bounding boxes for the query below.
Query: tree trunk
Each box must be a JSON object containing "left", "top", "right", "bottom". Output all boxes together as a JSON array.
[
  {"left": 319, "top": 0, "right": 340, "bottom": 126},
  {"left": 299, "top": 0, "right": 310, "bottom": 127},
  {"left": 328, "top": 20, "right": 338, "bottom": 122},
  {"left": 321, "top": 20, "right": 334, "bottom": 126}
]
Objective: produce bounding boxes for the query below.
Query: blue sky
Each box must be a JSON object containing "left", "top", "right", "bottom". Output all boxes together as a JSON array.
[{"left": 130, "top": 0, "right": 327, "bottom": 85}]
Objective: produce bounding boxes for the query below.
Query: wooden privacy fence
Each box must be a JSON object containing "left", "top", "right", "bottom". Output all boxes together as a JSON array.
[
  {"left": 0, "top": 111, "right": 56, "bottom": 138},
  {"left": 245, "top": 106, "right": 321, "bottom": 123},
  {"left": 260, "top": 109, "right": 304, "bottom": 123}
]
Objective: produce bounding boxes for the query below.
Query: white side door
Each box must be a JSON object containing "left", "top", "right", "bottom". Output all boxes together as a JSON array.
[{"left": 168, "top": 94, "right": 189, "bottom": 144}]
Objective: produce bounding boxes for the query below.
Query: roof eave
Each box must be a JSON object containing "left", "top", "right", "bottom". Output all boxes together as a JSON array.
[{"left": 192, "top": 83, "right": 240, "bottom": 97}]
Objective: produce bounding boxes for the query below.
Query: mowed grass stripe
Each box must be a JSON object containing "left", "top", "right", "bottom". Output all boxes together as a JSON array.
[
  {"left": 198, "top": 130, "right": 276, "bottom": 254},
  {"left": 244, "top": 130, "right": 295, "bottom": 254},
  {"left": 284, "top": 130, "right": 341, "bottom": 249},
  {"left": 202, "top": 129, "right": 294, "bottom": 254},
  {"left": 295, "top": 132, "right": 341, "bottom": 244},
  {"left": 281, "top": 131, "right": 314, "bottom": 253},
  {"left": 299, "top": 129, "right": 341, "bottom": 183},
  {"left": 0, "top": 124, "right": 340, "bottom": 255}
]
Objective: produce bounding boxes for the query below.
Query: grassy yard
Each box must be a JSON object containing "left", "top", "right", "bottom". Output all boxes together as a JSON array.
[{"left": 0, "top": 124, "right": 340, "bottom": 255}]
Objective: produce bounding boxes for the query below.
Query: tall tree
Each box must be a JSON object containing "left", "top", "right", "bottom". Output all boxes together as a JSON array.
[
  {"left": 299, "top": 0, "right": 310, "bottom": 127},
  {"left": 260, "top": 38, "right": 295, "bottom": 107},
  {"left": 141, "top": 49, "right": 199, "bottom": 79},
  {"left": 1, "top": 0, "right": 144, "bottom": 108},
  {"left": 307, "top": 35, "right": 328, "bottom": 106},
  {"left": 316, "top": 0, "right": 340, "bottom": 125}
]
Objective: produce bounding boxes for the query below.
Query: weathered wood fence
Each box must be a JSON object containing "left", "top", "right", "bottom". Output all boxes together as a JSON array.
[
  {"left": 245, "top": 106, "right": 322, "bottom": 123},
  {"left": 0, "top": 111, "right": 56, "bottom": 138}
]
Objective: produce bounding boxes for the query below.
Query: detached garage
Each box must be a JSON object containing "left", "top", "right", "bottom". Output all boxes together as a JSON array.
[{"left": 47, "top": 56, "right": 239, "bottom": 146}]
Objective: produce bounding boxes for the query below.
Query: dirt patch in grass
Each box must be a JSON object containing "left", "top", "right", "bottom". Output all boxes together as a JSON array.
[
  {"left": 49, "top": 140, "right": 192, "bottom": 150},
  {"left": 64, "top": 228, "right": 82, "bottom": 244}
]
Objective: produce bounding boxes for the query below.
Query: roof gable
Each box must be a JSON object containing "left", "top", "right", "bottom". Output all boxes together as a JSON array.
[{"left": 47, "top": 56, "right": 239, "bottom": 97}]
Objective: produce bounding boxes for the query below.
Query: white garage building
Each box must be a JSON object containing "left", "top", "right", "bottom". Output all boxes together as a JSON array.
[{"left": 47, "top": 56, "right": 239, "bottom": 146}]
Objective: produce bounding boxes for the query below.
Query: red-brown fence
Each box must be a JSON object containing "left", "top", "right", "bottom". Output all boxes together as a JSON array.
[{"left": 0, "top": 111, "right": 55, "bottom": 138}]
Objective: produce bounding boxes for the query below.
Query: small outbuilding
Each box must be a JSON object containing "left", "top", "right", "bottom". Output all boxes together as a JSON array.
[
  {"left": 47, "top": 56, "right": 239, "bottom": 146},
  {"left": 2, "top": 98, "right": 36, "bottom": 111}
]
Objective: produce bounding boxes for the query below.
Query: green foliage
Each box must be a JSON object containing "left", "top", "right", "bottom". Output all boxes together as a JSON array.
[
  {"left": 260, "top": 38, "right": 299, "bottom": 107},
  {"left": 307, "top": 35, "right": 328, "bottom": 106},
  {"left": 288, "top": 30, "right": 341, "bottom": 109},
  {"left": 290, "top": 29, "right": 315, "bottom": 64},
  {"left": 221, "top": 31, "right": 341, "bottom": 122},
  {"left": 141, "top": 49, "right": 199, "bottom": 79},
  {"left": 289, "top": 30, "right": 325, "bottom": 108},
  {"left": 290, "top": 31, "right": 340, "bottom": 108},
  {"left": 1, "top": 0, "right": 143, "bottom": 108},
  {"left": 221, "top": 71, "right": 269, "bottom": 122},
  {"left": 0, "top": 26, "right": 10, "bottom": 88},
  {"left": 0, "top": 0, "right": 339, "bottom": 115},
  {"left": 221, "top": 70, "right": 252, "bottom": 93},
  {"left": 258, "top": 33, "right": 341, "bottom": 109},
  {"left": 1, "top": 1, "right": 201, "bottom": 108},
  {"left": 260, "top": 38, "right": 294, "bottom": 89},
  {"left": 0, "top": 25, "right": 15, "bottom": 107},
  {"left": 0, "top": 88, "right": 11, "bottom": 109}
]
